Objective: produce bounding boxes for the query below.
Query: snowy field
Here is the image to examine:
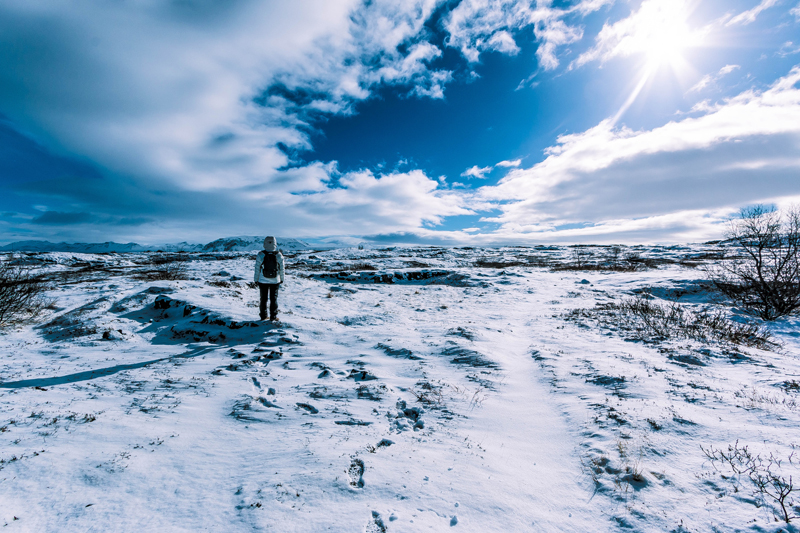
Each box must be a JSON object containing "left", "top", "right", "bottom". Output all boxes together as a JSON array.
[{"left": 1, "top": 245, "right": 799, "bottom": 532}]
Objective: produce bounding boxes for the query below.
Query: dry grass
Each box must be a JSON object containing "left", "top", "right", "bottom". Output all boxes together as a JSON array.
[{"left": 566, "top": 296, "right": 776, "bottom": 350}]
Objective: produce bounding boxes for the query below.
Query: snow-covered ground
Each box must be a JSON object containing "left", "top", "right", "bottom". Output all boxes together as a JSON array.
[{"left": 1, "top": 245, "right": 799, "bottom": 532}]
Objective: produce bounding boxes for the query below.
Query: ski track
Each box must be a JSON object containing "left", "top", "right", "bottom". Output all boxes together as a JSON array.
[{"left": 1, "top": 246, "right": 799, "bottom": 531}]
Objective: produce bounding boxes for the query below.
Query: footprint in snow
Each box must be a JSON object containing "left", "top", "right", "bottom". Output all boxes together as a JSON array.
[
  {"left": 348, "top": 458, "right": 365, "bottom": 488},
  {"left": 296, "top": 402, "right": 318, "bottom": 414},
  {"left": 256, "top": 397, "right": 281, "bottom": 409},
  {"left": 251, "top": 377, "right": 262, "bottom": 389},
  {"left": 366, "top": 511, "right": 387, "bottom": 533}
]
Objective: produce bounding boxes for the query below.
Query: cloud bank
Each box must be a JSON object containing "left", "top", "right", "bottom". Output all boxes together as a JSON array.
[{"left": 474, "top": 66, "right": 800, "bottom": 242}]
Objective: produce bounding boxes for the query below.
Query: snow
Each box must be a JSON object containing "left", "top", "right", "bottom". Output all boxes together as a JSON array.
[{"left": 1, "top": 245, "right": 800, "bottom": 531}]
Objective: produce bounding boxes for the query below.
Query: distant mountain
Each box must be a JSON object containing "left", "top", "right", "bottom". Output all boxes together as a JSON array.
[
  {"left": 0, "top": 241, "right": 152, "bottom": 253},
  {"left": 0, "top": 237, "right": 311, "bottom": 253},
  {"left": 200, "top": 236, "right": 311, "bottom": 252}
]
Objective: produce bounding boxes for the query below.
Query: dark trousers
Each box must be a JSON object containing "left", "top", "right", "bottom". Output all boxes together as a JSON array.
[{"left": 258, "top": 283, "right": 279, "bottom": 320}]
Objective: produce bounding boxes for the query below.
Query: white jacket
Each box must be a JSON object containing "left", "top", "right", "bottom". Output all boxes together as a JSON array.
[{"left": 254, "top": 251, "right": 285, "bottom": 284}]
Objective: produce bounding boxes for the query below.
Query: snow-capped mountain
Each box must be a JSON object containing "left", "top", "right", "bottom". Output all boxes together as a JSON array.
[{"left": 200, "top": 236, "right": 310, "bottom": 252}]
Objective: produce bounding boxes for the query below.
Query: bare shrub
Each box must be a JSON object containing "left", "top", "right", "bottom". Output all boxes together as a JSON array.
[
  {"left": 622, "top": 252, "right": 671, "bottom": 269},
  {"left": 703, "top": 441, "right": 799, "bottom": 523},
  {"left": 567, "top": 296, "right": 776, "bottom": 350},
  {"left": 137, "top": 254, "right": 190, "bottom": 281},
  {"left": 571, "top": 247, "right": 593, "bottom": 268},
  {"left": 474, "top": 258, "right": 528, "bottom": 268},
  {"left": 0, "top": 259, "right": 52, "bottom": 327},
  {"left": 551, "top": 262, "right": 638, "bottom": 273},
  {"left": 709, "top": 205, "right": 800, "bottom": 320},
  {"left": 551, "top": 246, "right": 641, "bottom": 272},
  {"left": 412, "top": 387, "right": 443, "bottom": 407},
  {"left": 329, "top": 262, "right": 378, "bottom": 272},
  {"left": 607, "top": 245, "right": 622, "bottom": 265}
]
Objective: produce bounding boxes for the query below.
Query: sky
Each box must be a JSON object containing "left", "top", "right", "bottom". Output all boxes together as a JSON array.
[{"left": 1, "top": 0, "right": 799, "bottom": 246}]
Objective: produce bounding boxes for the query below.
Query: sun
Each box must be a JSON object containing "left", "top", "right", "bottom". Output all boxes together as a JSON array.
[
  {"left": 639, "top": 3, "right": 698, "bottom": 71},
  {"left": 612, "top": 0, "right": 704, "bottom": 124},
  {"left": 644, "top": 27, "right": 689, "bottom": 69}
]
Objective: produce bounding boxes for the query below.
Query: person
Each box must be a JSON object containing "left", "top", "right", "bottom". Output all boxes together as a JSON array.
[{"left": 254, "top": 236, "right": 285, "bottom": 321}]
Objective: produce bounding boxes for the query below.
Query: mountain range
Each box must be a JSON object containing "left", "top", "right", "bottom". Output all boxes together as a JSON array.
[{"left": 0, "top": 236, "right": 312, "bottom": 253}]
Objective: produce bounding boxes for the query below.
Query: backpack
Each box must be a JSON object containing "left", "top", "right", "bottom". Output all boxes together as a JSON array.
[{"left": 261, "top": 251, "right": 279, "bottom": 278}]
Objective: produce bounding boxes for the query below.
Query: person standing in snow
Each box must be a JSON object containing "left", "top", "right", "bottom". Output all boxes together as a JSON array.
[{"left": 254, "top": 236, "right": 285, "bottom": 321}]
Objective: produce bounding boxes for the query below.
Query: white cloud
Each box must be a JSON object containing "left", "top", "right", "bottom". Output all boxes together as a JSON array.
[
  {"left": 688, "top": 99, "right": 714, "bottom": 113},
  {"left": 688, "top": 64, "right": 740, "bottom": 93},
  {"left": 486, "top": 30, "right": 521, "bottom": 55},
  {"left": 726, "top": 0, "right": 780, "bottom": 26},
  {"left": 0, "top": 1, "right": 354, "bottom": 190},
  {"left": 535, "top": 18, "right": 584, "bottom": 70},
  {"left": 792, "top": 3, "right": 800, "bottom": 19},
  {"left": 294, "top": 169, "right": 472, "bottom": 233},
  {"left": 461, "top": 165, "right": 494, "bottom": 179},
  {"left": 0, "top": 1, "right": 465, "bottom": 188},
  {"left": 689, "top": 74, "right": 714, "bottom": 93},
  {"left": 475, "top": 65, "right": 800, "bottom": 239},
  {"left": 573, "top": 0, "right": 616, "bottom": 16},
  {"left": 444, "top": 0, "right": 526, "bottom": 63},
  {"left": 478, "top": 208, "right": 734, "bottom": 244},
  {"left": 443, "top": 0, "right": 608, "bottom": 70},
  {"left": 778, "top": 41, "right": 800, "bottom": 57},
  {"left": 515, "top": 72, "right": 539, "bottom": 91},
  {"left": 461, "top": 158, "right": 521, "bottom": 179}
]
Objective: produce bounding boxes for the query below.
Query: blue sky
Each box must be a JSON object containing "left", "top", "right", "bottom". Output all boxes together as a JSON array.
[{"left": 1, "top": 0, "right": 799, "bottom": 245}]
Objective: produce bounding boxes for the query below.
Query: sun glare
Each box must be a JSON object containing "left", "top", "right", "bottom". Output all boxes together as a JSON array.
[{"left": 612, "top": 0, "right": 704, "bottom": 124}]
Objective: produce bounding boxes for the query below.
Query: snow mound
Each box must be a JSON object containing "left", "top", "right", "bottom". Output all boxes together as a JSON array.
[{"left": 139, "top": 294, "right": 286, "bottom": 345}]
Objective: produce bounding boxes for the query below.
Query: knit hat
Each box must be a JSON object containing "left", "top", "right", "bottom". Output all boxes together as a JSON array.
[{"left": 263, "top": 236, "right": 277, "bottom": 251}]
